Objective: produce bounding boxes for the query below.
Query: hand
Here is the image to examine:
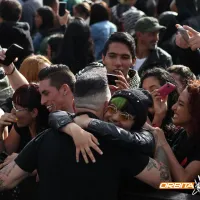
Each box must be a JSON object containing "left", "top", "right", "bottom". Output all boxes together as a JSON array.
[
  {"left": 70, "top": 125, "right": 103, "bottom": 164},
  {"left": 109, "top": 71, "right": 130, "bottom": 94},
  {"left": 57, "top": 9, "right": 70, "bottom": 26},
  {"left": 73, "top": 114, "right": 91, "bottom": 129},
  {"left": 151, "top": 89, "right": 167, "bottom": 117},
  {"left": 151, "top": 127, "right": 168, "bottom": 148},
  {"left": 0, "top": 113, "right": 17, "bottom": 128},
  {"left": 184, "top": 25, "right": 200, "bottom": 51},
  {"left": 0, "top": 153, "right": 18, "bottom": 169}
]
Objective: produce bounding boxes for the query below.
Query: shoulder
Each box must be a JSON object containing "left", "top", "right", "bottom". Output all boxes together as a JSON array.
[{"left": 155, "top": 47, "right": 172, "bottom": 59}]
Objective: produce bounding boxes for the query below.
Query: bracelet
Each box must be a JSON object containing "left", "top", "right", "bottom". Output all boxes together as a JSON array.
[{"left": 5, "top": 66, "right": 15, "bottom": 76}]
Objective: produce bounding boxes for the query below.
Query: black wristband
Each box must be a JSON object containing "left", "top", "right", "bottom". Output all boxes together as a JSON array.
[
  {"left": 48, "top": 111, "right": 73, "bottom": 130},
  {"left": 5, "top": 66, "right": 15, "bottom": 76}
]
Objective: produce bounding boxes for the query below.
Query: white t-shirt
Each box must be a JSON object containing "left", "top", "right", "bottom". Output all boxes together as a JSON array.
[{"left": 134, "top": 57, "right": 147, "bottom": 71}]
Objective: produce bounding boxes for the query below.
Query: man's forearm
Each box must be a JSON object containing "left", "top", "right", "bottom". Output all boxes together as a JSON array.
[
  {"left": 0, "top": 161, "right": 29, "bottom": 191},
  {"left": 154, "top": 142, "right": 171, "bottom": 182}
]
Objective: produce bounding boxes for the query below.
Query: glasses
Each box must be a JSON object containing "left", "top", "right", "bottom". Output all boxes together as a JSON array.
[
  {"left": 12, "top": 101, "right": 28, "bottom": 113},
  {"left": 106, "top": 104, "right": 134, "bottom": 121}
]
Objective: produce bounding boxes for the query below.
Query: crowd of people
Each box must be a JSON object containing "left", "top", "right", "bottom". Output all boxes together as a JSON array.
[{"left": 0, "top": 0, "right": 200, "bottom": 200}]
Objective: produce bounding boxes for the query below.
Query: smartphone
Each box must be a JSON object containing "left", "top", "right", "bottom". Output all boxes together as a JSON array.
[
  {"left": 107, "top": 74, "right": 118, "bottom": 86},
  {"left": 59, "top": 2, "right": 66, "bottom": 16},
  {"left": 0, "top": 44, "right": 24, "bottom": 66},
  {"left": 0, "top": 151, "right": 8, "bottom": 164},
  {"left": 177, "top": 26, "right": 190, "bottom": 43},
  {"left": 158, "top": 83, "right": 176, "bottom": 98}
]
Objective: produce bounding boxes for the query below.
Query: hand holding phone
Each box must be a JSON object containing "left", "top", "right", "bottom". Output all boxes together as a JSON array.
[
  {"left": 107, "top": 74, "right": 118, "bottom": 86},
  {"left": 158, "top": 83, "right": 176, "bottom": 98},
  {"left": 59, "top": 2, "right": 66, "bottom": 16},
  {"left": 0, "top": 44, "right": 24, "bottom": 66}
]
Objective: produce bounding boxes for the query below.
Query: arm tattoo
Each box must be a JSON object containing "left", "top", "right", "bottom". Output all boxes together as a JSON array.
[
  {"left": 146, "top": 158, "right": 158, "bottom": 171},
  {"left": 154, "top": 145, "right": 171, "bottom": 182},
  {"left": 0, "top": 161, "right": 16, "bottom": 191}
]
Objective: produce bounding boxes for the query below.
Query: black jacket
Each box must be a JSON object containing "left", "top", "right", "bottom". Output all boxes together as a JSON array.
[
  {"left": 0, "top": 21, "right": 34, "bottom": 68},
  {"left": 138, "top": 47, "right": 173, "bottom": 76},
  {"left": 48, "top": 111, "right": 155, "bottom": 157}
]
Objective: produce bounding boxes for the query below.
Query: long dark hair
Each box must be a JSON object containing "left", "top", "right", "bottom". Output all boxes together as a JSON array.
[
  {"left": 12, "top": 84, "right": 49, "bottom": 133},
  {"left": 37, "top": 6, "right": 54, "bottom": 35},
  {"left": 56, "top": 17, "right": 94, "bottom": 75}
]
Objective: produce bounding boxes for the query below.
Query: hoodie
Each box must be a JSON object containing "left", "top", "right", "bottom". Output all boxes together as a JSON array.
[{"left": 0, "top": 21, "right": 34, "bottom": 68}]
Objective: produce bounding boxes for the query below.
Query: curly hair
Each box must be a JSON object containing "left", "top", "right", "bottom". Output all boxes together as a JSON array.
[{"left": 187, "top": 80, "right": 200, "bottom": 139}]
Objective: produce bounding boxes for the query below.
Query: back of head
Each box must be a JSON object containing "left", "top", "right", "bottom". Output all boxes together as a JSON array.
[
  {"left": 74, "top": 2, "right": 91, "bottom": 19},
  {"left": 90, "top": 1, "right": 110, "bottom": 25},
  {"left": 121, "top": 8, "right": 145, "bottom": 36},
  {"left": 57, "top": 17, "right": 94, "bottom": 74},
  {"left": 103, "top": 32, "right": 136, "bottom": 59},
  {"left": 167, "top": 65, "right": 196, "bottom": 87},
  {"left": 0, "top": 0, "right": 22, "bottom": 22},
  {"left": 47, "top": 33, "right": 64, "bottom": 62},
  {"left": 74, "top": 66, "right": 111, "bottom": 111},
  {"left": 38, "top": 64, "right": 76, "bottom": 92},
  {"left": 37, "top": 6, "right": 54, "bottom": 31},
  {"left": 19, "top": 55, "right": 51, "bottom": 83}
]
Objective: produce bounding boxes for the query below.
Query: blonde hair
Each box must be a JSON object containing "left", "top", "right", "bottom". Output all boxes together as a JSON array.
[{"left": 19, "top": 55, "right": 51, "bottom": 82}]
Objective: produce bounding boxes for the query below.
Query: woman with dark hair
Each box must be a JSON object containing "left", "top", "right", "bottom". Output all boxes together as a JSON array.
[
  {"left": 0, "top": 84, "right": 49, "bottom": 200},
  {"left": 0, "top": 84, "right": 49, "bottom": 154},
  {"left": 90, "top": 2, "right": 117, "bottom": 60},
  {"left": 33, "top": 6, "right": 55, "bottom": 53},
  {"left": 56, "top": 17, "right": 95, "bottom": 74},
  {"left": 140, "top": 68, "right": 179, "bottom": 143},
  {"left": 154, "top": 80, "right": 200, "bottom": 182}
]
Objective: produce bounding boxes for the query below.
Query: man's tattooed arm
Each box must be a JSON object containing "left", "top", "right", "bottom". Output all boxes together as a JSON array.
[
  {"left": 0, "top": 161, "right": 29, "bottom": 191},
  {"left": 154, "top": 145, "right": 171, "bottom": 182}
]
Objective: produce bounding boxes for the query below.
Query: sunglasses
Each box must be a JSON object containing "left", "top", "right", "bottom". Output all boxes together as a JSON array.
[
  {"left": 106, "top": 104, "right": 134, "bottom": 122},
  {"left": 12, "top": 101, "right": 28, "bottom": 113}
]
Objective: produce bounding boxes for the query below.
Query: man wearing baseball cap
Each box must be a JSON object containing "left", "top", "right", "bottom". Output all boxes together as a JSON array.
[{"left": 134, "top": 16, "right": 173, "bottom": 76}]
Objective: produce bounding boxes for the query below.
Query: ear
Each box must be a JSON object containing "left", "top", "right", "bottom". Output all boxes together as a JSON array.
[
  {"left": 30, "top": 108, "right": 38, "bottom": 118},
  {"left": 59, "top": 84, "right": 70, "bottom": 96}
]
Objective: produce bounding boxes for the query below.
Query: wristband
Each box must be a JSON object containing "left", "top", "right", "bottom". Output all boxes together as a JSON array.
[
  {"left": 5, "top": 66, "right": 15, "bottom": 76},
  {"left": 48, "top": 111, "right": 73, "bottom": 130}
]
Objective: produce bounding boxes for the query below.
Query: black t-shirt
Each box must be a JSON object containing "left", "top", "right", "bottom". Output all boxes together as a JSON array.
[
  {"left": 171, "top": 128, "right": 200, "bottom": 168},
  {"left": 14, "top": 123, "right": 31, "bottom": 153},
  {"left": 15, "top": 127, "right": 149, "bottom": 200}
]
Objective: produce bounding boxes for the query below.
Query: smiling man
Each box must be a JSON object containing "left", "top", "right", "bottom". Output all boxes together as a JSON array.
[
  {"left": 134, "top": 17, "right": 173, "bottom": 76},
  {"left": 38, "top": 64, "right": 75, "bottom": 113}
]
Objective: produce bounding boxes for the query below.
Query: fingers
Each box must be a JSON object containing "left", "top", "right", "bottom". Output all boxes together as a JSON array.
[
  {"left": 91, "top": 135, "right": 99, "bottom": 145},
  {"left": 80, "top": 148, "right": 89, "bottom": 164},
  {"left": 115, "top": 80, "right": 129, "bottom": 89},
  {"left": 85, "top": 147, "right": 96, "bottom": 163},
  {"left": 183, "top": 25, "right": 199, "bottom": 35},
  {"left": 76, "top": 148, "right": 80, "bottom": 163}
]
